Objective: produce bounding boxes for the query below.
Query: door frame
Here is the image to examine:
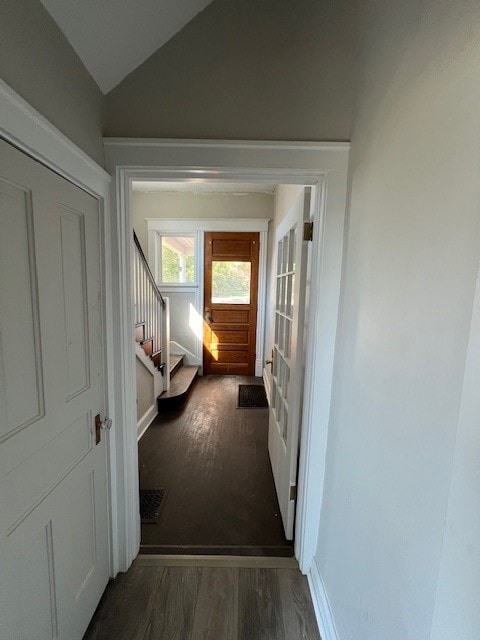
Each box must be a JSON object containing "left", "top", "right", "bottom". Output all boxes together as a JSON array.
[
  {"left": 104, "top": 138, "right": 350, "bottom": 575},
  {"left": 0, "top": 79, "right": 120, "bottom": 576}
]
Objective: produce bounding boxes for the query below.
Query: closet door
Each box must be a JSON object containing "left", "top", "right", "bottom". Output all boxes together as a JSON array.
[{"left": 0, "top": 139, "right": 109, "bottom": 640}]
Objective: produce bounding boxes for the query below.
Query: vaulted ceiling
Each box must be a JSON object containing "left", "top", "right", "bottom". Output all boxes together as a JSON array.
[{"left": 39, "top": 0, "right": 213, "bottom": 93}]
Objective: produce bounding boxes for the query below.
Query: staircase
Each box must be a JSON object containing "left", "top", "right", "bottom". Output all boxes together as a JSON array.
[
  {"left": 157, "top": 354, "right": 199, "bottom": 409},
  {"left": 133, "top": 231, "right": 198, "bottom": 411}
]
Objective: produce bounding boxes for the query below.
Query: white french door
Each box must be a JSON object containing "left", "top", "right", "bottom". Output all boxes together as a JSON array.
[
  {"left": 268, "top": 188, "right": 311, "bottom": 540},
  {"left": 0, "top": 139, "right": 109, "bottom": 639}
]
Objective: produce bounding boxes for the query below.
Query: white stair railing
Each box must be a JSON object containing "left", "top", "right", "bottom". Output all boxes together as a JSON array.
[{"left": 133, "top": 232, "right": 170, "bottom": 391}]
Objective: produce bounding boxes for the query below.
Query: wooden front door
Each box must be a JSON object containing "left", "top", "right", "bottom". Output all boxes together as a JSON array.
[{"left": 203, "top": 232, "right": 259, "bottom": 375}]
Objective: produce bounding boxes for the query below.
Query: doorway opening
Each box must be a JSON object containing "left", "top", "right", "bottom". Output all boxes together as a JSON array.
[{"left": 131, "top": 180, "right": 313, "bottom": 557}]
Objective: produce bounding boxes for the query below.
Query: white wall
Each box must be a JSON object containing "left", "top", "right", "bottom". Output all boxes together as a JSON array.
[
  {"left": 136, "top": 357, "right": 154, "bottom": 421},
  {"left": 132, "top": 190, "right": 273, "bottom": 253},
  {"left": 429, "top": 267, "right": 480, "bottom": 639},
  {"left": 314, "top": 2, "right": 480, "bottom": 639}
]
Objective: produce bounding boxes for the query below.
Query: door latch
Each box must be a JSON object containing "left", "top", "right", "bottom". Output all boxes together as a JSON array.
[{"left": 94, "top": 414, "right": 112, "bottom": 445}]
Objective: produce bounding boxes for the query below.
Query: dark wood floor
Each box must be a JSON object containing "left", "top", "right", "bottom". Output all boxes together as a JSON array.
[
  {"left": 83, "top": 563, "right": 321, "bottom": 640},
  {"left": 138, "top": 375, "right": 292, "bottom": 556}
]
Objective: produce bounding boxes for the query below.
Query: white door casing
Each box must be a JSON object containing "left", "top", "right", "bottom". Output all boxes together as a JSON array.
[
  {"left": 104, "top": 139, "right": 349, "bottom": 574},
  {"left": 0, "top": 139, "right": 109, "bottom": 639},
  {"left": 267, "top": 188, "right": 311, "bottom": 540}
]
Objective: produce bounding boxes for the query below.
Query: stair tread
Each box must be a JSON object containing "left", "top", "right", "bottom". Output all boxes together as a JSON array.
[
  {"left": 159, "top": 365, "right": 199, "bottom": 401},
  {"left": 169, "top": 354, "right": 184, "bottom": 374}
]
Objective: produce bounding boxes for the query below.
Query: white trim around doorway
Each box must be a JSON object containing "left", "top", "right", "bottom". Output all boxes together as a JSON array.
[{"left": 103, "top": 137, "right": 350, "bottom": 578}]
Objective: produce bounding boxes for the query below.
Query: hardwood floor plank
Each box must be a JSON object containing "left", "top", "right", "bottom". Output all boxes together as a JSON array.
[
  {"left": 84, "top": 566, "right": 321, "bottom": 640},
  {"left": 138, "top": 375, "right": 291, "bottom": 556},
  {"left": 238, "top": 568, "right": 286, "bottom": 640},
  {"left": 83, "top": 566, "right": 162, "bottom": 640},
  {"left": 277, "top": 569, "right": 321, "bottom": 640},
  {"left": 191, "top": 567, "right": 239, "bottom": 640},
  {"left": 143, "top": 566, "right": 202, "bottom": 640}
]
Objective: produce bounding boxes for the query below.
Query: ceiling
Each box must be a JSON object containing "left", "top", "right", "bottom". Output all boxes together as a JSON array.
[
  {"left": 39, "top": 0, "right": 213, "bottom": 93},
  {"left": 132, "top": 181, "right": 277, "bottom": 195}
]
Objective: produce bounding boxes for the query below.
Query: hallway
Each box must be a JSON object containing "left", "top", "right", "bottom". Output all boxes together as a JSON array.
[
  {"left": 83, "top": 559, "right": 321, "bottom": 640},
  {"left": 139, "top": 375, "right": 292, "bottom": 556}
]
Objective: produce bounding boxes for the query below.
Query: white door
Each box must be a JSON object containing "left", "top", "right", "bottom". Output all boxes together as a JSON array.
[
  {"left": 0, "top": 139, "right": 110, "bottom": 639},
  {"left": 268, "top": 188, "right": 311, "bottom": 540}
]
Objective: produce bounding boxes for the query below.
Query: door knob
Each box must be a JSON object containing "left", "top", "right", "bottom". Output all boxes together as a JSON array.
[
  {"left": 204, "top": 308, "right": 212, "bottom": 325},
  {"left": 265, "top": 358, "right": 273, "bottom": 365}
]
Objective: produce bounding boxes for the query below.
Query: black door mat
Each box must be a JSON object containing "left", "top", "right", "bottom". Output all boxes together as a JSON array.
[
  {"left": 140, "top": 489, "right": 167, "bottom": 524},
  {"left": 238, "top": 384, "right": 268, "bottom": 408}
]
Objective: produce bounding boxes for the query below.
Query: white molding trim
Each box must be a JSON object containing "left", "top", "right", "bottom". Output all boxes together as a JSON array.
[
  {"left": 105, "top": 138, "right": 349, "bottom": 573},
  {"left": 308, "top": 557, "right": 339, "bottom": 640},
  {"left": 256, "top": 230, "right": 268, "bottom": 377},
  {"left": 0, "top": 79, "right": 110, "bottom": 195},
  {"left": 263, "top": 368, "right": 272, "bottom": 404},
  {"left": 137, "top": 405, "right": 158, "bottom": 441},
  {"left": 147, "top": 218, "right": 269, "bottom": 232},
  {"left": 104, "top": 137, "right": 350, "bottom": 152},
  {"left": 0, "top": 80, "right": 120, "bottom": 577}
]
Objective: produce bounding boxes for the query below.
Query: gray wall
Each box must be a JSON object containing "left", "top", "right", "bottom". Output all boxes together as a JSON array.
[
  {"left": 0, "top": 0, "right": 105, "bottom": 164},
  {"left": 105, "top": 0, "right": 356, "bottom": 141},
  {"left": 315, "top": 1, "right": 480, "bottom": 639}
]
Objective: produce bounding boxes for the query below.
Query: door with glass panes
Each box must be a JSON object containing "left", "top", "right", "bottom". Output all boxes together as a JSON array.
[{"left": 268, "top": 188, "right": 311, "bottom": 540}]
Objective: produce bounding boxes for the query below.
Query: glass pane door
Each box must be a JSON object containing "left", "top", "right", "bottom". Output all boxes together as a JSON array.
[{"left": 271, "top": 226, "right": 296, "bottom": 442}]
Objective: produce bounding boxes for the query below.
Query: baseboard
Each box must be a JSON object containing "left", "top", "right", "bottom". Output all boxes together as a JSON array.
[
  {"left": 137, "top": 405, "right": 157, "bottom": 440},
  {"left": 307, "top": 557, "right": 339, "bottom": 640}
]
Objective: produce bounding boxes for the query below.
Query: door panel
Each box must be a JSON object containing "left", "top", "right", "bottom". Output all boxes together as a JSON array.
[
  {"left": 0, "top": 139, "right": 109, "bottom": 640},
  {"left": 267, "top": 188, "right": 311, "bottom": 540},
  {"left": 203, "top": 232, "right": 259, "bottom": 375}
]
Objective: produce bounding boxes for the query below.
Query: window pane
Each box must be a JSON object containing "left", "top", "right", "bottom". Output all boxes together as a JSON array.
[
  {"left": 161, "top": 236, "right": 195, "bottom": 284},
  {"left": 211, "top": 261, "right": 251, "bottom": 304}
]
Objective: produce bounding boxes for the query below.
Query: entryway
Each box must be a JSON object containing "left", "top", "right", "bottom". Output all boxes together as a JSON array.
[
  {"left": 138, "top": 375, "right": 292, "bottom": 556},
  {"left": 132, "top": 180, "right": 313, "bottom": 560}
]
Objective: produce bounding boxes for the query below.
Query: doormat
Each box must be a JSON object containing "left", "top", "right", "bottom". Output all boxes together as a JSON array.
[
  {"left": 238, "top": 384, "right": 268, "bottom": 408},
  {"left": 140, "top": 489, "right": 167, "bottom": 524}
]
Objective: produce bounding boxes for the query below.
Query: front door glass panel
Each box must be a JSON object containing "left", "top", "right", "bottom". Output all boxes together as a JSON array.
[{"left": 211, "top": 260, "right": 251, "bottom": 304}]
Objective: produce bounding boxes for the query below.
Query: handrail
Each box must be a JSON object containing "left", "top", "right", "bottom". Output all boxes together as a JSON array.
[{"left": 133, "top": 231, "right": 166, "bottom": 308}]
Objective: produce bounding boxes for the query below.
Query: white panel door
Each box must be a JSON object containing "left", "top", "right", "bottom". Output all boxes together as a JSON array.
[
  {"left": 0, "top": 139, "right": 109, "bottom": 640},
  {"left": 268, "top": 188, "right": 311, "bottom": 540}
]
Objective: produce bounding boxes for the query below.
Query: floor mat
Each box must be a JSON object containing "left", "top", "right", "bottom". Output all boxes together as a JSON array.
[
  {"left": 140, "top": 489, "right": 167, "bottom": 524},
  {"left": 238, "top": 384, "right": 268, "bottom": 408}
]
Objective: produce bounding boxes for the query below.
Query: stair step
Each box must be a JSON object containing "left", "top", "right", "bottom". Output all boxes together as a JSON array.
[
  {"left": 135, "top": 323, "right": 145, "bottom": 342},
  {"left": 158, "top": 366, "right": 199, "bottom": 408},
  {"left": 140, "top": 338, "right": 154, "bottom": 357},
  {"left": 151, "top": 350, "right": 162, "bottom": 367},
  {"left": 169, "top": 354, "right": 184, "bottom": 379}
]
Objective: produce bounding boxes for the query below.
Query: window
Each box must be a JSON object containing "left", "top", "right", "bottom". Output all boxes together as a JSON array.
[
  {"left": 211, "top": 260, "right": 251, "bottom": 304},
  {"left": 158, "top": 234, "right": 196, "bottom": 285}
]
